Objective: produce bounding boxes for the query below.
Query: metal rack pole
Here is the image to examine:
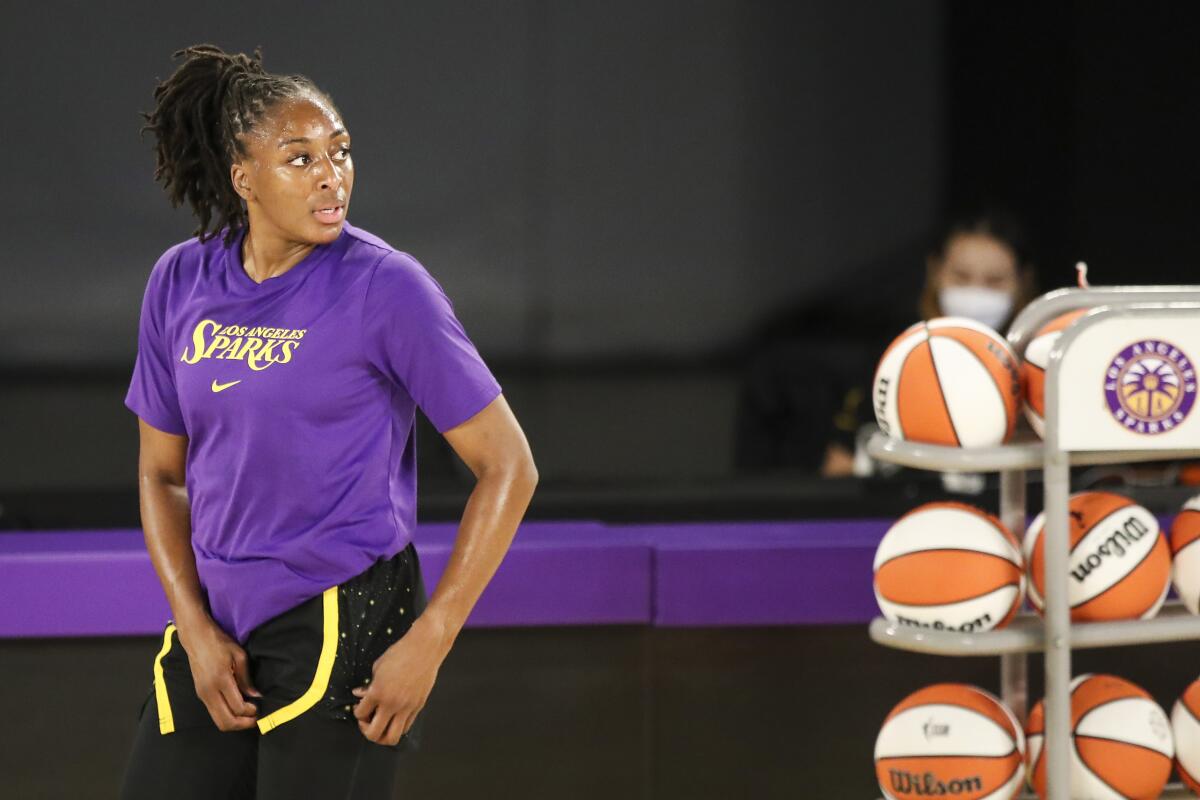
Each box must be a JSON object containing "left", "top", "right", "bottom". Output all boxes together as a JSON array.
[
  {"left": 1042, "top": 447, "right": 1072, "bottom": 800},
  {"left": 998, "top": 469, "right": 1028, "bottom": 724}
]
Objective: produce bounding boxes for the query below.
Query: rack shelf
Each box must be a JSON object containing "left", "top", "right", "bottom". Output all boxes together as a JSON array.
[
  {"left": 870, "top": 603, "right": 1200, "bottom": 657},
  {"left": 866, "top": 430, "right": 1200, "bottom": 472},
  {"left": 880, "top": 786, "right": 1194, "bottom": 800}
]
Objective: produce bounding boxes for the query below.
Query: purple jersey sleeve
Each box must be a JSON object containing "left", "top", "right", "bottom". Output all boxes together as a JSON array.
[
  {"left": 362, "top": 252, "right": 502, "bottom": 433},
  {"left": 125, "top": 247, "right": 187, "bottom": 435}
]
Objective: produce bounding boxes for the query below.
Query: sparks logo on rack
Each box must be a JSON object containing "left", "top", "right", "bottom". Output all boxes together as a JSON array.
[{"left": 1103, "top": 339, "right": 1197, "bottom": 435}]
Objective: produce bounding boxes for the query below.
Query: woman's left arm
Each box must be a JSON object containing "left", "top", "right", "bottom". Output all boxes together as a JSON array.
[{"left": 352, "top": 393, "right": 537, "bottom": 745}]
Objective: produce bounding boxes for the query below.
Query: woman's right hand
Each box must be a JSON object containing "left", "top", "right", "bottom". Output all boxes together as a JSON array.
[
  {"left": 177, "top": 618, "right": 262, "bottom": 731},
  {"left": 134, "top": 420, "right": 259, "bottom": 732}
]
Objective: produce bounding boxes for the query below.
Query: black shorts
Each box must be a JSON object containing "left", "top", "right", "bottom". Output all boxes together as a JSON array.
[{"left": 120, "top": 542, "right": 429, "bottom": 799}]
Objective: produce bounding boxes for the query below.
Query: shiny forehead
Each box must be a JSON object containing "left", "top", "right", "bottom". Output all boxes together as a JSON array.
[{"left": 240, "top": 93, "right": 346, "bottom": 150}]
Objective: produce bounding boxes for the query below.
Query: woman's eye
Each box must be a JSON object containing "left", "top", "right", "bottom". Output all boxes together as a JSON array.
[
  {"left": 287, "top": 153, "right": 310, "bottom": 167},
  {"left": 334, "top": 146, "right": 352, "bottom": 160}
]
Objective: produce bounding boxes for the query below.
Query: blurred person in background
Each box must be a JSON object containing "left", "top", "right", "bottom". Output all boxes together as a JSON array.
[
  {"left": 735, "top": 209, "right": 1037, "bottom": 478},
  {"left": 917, "top": 210, "right": 1037, "bottom": 334}
]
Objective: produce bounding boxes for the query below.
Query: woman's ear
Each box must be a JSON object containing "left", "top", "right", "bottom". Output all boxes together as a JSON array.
[{"left": 230, "top": 163, "right": 253, "bottom": 202}]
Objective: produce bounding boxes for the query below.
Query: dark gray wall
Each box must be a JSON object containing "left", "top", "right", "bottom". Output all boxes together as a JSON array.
[{"left": 0, "top": 1, "right": 943, "bottom": 367}]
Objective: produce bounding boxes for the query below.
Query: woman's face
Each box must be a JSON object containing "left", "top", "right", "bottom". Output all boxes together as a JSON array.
[
  {"left": 231, "top": 94, "right": 354, "bottom": 245},
  {"left": 934, "top": 233, "right": 1018, "bottom": 295}
]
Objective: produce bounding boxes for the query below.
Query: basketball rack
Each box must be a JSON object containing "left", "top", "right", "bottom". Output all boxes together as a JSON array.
[{"left": 867, "top": 286, "right": 1200, "bottom": 800}]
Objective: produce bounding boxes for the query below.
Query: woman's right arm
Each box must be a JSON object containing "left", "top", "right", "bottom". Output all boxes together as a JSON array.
[{"left": 136, "top": 418, "right": 261, "bottom": 731}]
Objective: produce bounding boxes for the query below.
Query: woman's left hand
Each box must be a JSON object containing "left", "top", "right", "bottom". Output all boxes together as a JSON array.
[{"left": 351, "top": 614, "right": 449, "bottom": 745}]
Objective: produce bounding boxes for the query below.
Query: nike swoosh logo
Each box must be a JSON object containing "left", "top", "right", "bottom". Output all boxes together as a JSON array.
[{"left": 211, "top": 379, "right": 242, "bottom": 393}]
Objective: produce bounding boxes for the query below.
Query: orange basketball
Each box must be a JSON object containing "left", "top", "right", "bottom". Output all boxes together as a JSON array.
[
  {"left": 1026, "top": 674, "right": 1173, "bottom": 800},
  {"left": 876, "top": 683, "right": 1025, "bottom": 800},
  {"left": 873, "top": 502, "right": 1025, "bottom": 633},
  {"left": 1024, "top": 491, "right": 1170, "bottom": 621},
  {"left": 1170, "top": 495, "right": 1200, "bottom": 614},
  {"left": 873, "top": 317, "right": 1021, "bottom": 447},
  {"left": 1172, "top": 677, "right": 1200, "bottom": 794},
  {"left": 1021, "top": 309, "right": 1089, "bottom": 438}
]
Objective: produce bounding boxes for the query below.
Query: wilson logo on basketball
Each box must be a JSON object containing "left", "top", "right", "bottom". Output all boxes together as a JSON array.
[
  {"left": 1103, "top": 339, "right": 1197, "bottom": 435},
  {"left": 922, "top": 719, "right": 949, "bottom": 739},
  {"left": 894, "top": 613, "right": 993, "bottom": 633},
  {"left": 887, "top": 770, "right": 983, "bottom": 796},
  {"left": 1024, "top": 492, "right": 1170, "bottom": 622},
  {"left": 1069, "top": 514, "right": 1151, "bottom": 584}
]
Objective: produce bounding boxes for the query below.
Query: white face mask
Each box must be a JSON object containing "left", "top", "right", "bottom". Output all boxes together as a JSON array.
[{"left": 938, "top": 286, "right": 1014, "bottom": 331}]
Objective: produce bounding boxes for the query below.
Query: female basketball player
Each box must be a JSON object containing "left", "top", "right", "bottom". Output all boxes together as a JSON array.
[{"left": 119, "top": 45, "right": 537, "bottom": 799}]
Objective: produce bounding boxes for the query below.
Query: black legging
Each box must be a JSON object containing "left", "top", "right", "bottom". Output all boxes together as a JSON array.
[
  {"left": 120, "top": 546, "right": 425, "bottom": 799},
  {"left": 119, "top": 692, "right": 406, "bottom": 799}
]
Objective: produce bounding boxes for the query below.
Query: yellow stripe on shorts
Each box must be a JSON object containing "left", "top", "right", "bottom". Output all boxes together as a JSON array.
[
  {"left": 153, "top": 623, "right": 177, "bottom": 735},
  {"left": 257, "top": 586, "right": 339, "bottom": 734}
]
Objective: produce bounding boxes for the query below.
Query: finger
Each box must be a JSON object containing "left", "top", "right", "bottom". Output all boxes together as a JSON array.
[
  {"left": 220, "top": 711, "right": 259, "bottom": 731},
  {"left": 360, "top": 710, "right": 388, "bottom": 748},
  {"left": 353, "top": 691, "right": 379, "bottom": 722},
  {"left": 231, "top": 649, "right": 263, "bottom": 698},
  {"left": 361, "top": 707, "right": 393, "bottom": 743},
  {"left": 217, "top": 674, "right": 257, "bottom": 718},
  {"left": 200, "top": 695, "right": 256, "bottom": 732},
  {"left": 382, "top": 715, "right": 407, "bottom": 746}
]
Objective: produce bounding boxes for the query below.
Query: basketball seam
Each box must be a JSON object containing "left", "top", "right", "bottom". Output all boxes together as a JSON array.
[
  {"left": 967, "top": 686, "right": 1022, "bottom": 740},
  {"left": 977, "top": 770, "right": 1023, "bottom": 800},
  {"left": 1074, "top": 695, "right": 1153, "bottom": 728},
  {"left": 1171, "top": 521, "right": 1200, "bottom": 557},
  {"left": 877, "top": 580, "right": 1021, "bottom": 608},
  {"left": 1174, "top": 537, "right": 1200, "bottom": 559},
  {"left": 875, "top": 749, "right": 1018, "bottom": 761},
  {"left": 889, "top": 505, "right": 1019, "bottom": 552},
  {"left": 884, "top": 701, "right": 1019, "bottom": 737},
  {"left": 1024, "top": 360, "right": 1046, "bottom": 416},
  {"left": 924, "top": 324, "right": 962, "bottom": 447},
  {"left": 947, "top": 331, "right": 1013, "bottom": 438},
  {"left": 896, "top": 501, "right": 1001, "bottom": 524},
  {"left": 1177, "top": 757, "right": 1200, "bottom": 793},
  {"left": 1178, "top": 698, "right": 1200, "bottom": 728},
  {"left": 892, "top": 331, "right": 926, "bottom": 440},
  {"left": 1075, "top": 732, "right": 1172, "bottom": 760},
  {"left": 1071, "top": 736, "right": 1128, "bottom": 799},
  {"left": 875, "top": 547, "right": 1023, "bottom": 572},
  {"left": 1027, "top": 568, "right": 1043, "bottom": 608}
]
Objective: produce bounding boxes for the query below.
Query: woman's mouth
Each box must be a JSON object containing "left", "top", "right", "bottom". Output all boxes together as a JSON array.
[{"left": 313, "top": 205, "right": 345, "bottom": 225}]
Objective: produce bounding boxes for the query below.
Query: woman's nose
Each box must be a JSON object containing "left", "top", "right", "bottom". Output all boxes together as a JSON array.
[{"left": 315, "top": 156, "right": 343, "bottom": 192}]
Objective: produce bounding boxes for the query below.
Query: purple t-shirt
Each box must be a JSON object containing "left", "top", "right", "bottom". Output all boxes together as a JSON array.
[{"left": 125, "top": 221, "right": 501, "bottom": 643}]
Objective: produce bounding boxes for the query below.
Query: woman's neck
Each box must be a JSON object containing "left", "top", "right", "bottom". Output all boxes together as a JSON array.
[{"left": 241, "top": 224, "right": 315, "bottom": 284}]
